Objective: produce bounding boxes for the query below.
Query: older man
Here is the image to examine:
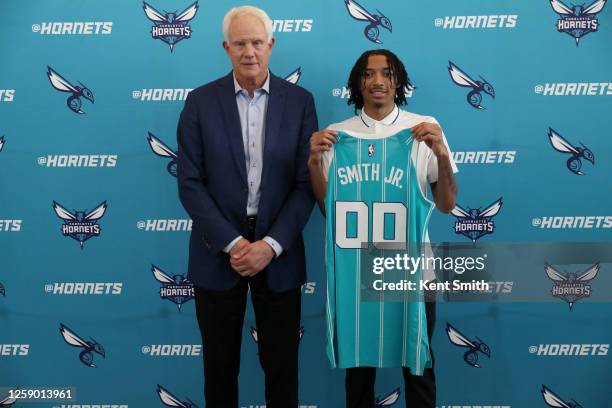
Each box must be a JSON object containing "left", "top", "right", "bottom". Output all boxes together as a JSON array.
[{"left": 177, "top": 6, "right": 317, "bottom": 408}]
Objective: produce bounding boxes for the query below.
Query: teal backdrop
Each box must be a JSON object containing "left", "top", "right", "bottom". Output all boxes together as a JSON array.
[{"left": 1, "top": 0, "right": 611, "bottom": 407}]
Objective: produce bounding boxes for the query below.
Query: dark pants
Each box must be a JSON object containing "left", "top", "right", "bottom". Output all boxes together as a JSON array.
[
  {"left": 194, "top": 218, "right": 302, "bottom": 408},
  {"left": 345, "top": 301, "right": 437, "bottom": 408}
]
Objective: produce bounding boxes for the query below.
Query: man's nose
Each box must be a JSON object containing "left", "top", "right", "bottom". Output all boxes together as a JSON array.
[
  {"left": 242, "top": 43, "right": 256, "bottom": 57},
  {"left": 372, "top": 73, "right": 385, "bottom": 85}
]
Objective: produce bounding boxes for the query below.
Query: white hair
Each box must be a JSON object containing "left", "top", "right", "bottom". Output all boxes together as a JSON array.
[{"left": 222, "top": 6, "right": 273, "bottom": 43}]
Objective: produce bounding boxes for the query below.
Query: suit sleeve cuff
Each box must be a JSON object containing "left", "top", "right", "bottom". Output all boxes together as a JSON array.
[
  {"left": 223, "top": 236, "right": 243, "bottom": 254},
  {"left": 263, "top": 236, "right": 283, "bottom": 258}
]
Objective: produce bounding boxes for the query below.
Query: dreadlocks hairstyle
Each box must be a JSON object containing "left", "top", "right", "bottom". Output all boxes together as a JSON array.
[{"left": 347, "top": 49, "right": 412, "bottom": 114}]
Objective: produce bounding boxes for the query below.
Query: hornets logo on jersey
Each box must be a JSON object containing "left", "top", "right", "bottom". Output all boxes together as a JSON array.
[{"left": 325, "top": 128, "right": 433, "bottom": 373}]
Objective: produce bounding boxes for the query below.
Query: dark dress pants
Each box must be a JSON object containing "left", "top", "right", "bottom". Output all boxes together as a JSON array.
[{"left": 194, "top": 220, "right": 302, "bottom": 408}]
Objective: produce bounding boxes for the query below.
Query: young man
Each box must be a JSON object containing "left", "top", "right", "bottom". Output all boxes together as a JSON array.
[{"left": 308, "top": 49, "right": 458, "bottom": 408}]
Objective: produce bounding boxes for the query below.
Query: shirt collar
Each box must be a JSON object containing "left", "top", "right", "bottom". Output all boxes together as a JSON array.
[
  {"left": 233, "top": 71, "right": 270, "bottom": 95},
  {"left": 360, "top": 105, "right": 400, "bottom": 127}
]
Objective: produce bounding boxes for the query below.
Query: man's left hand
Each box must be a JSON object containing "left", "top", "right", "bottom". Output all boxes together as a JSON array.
[
  {"left": 230, "top": 240, "right": 275, "bottom": 277},
  {"left": 411, "top": 122, "right": 449, "bottom": 158}
]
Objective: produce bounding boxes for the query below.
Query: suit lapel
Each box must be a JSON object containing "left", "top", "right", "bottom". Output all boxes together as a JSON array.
[
  {"left": 218, "top": 72, "right": 247, "bottom": 185},
  {"left": 261, "top": 74, "right": 286, "bottom": 188}
]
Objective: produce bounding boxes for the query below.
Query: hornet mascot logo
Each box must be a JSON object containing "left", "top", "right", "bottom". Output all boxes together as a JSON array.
[
  {"left": 60, "top": 323, "right": 105, "bottom": 367},
  {"left": 344, "top": 0, "right": 392, "bottom": 44},
  {"left": 53, "top": 201, "right": 107, "bottom": 249},
  {"left": 147, "top": 132, "right": 178, "bottom": 177},
  {"left": 157, "top": 384, "right": 198, "bottom": 408},
  {"left": 451, "top": 198, "right": 502, "bottom": 244},
  {"left": 0, "top": 389, "right": 17, "bottom": 407},
  {"left": 542, "top": 384, "right": 584, "bottom": 408},
  {"left": 143, "top": 1, "right": 199, "bottom": 52},
  {"left": 0, "top": 282, "right": 4, "bottom": 297},
  {"left": 545, "top": 263, "right": 599, "bottom": 310},
  {"left": 284, "top": 67, "right": 302, "bottom": 85},
  {"left": 448, "top": 61, "right": 495, "bottom": 110},
  {"left": 547, "top": 128, "right": 594, "bottom": 175},
  {"left": 47, "top": 66, "right": 94, "bottom": 114},
  {"left": 0, "top": 136, "right": 5, "bottom": 154},
  {"left": 446, "top": 323, "right": 491, "bottom": 368},
  {"left": 549, "top": 0, "right": 607, "bottom": 45},
  {"left": 152, "top": 264, "right": 195, "bottom": 311},
  {"left": 376, "top": 388, "right": 400, "bottom": 407}
]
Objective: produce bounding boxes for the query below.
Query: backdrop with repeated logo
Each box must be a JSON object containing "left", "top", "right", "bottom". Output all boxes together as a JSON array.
[{"left": 1, "top": 1, "right": 611, "bottom": 407}]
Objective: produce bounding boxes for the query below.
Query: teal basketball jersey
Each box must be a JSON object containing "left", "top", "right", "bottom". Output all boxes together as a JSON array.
[{"left": 324, "top": 129, "right": 434, "bottom": 373}]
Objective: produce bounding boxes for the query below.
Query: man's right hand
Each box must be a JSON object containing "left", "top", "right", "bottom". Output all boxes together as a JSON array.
[
  {"left": 308, "top": 130, "right": 338, "bottom": 167},
  {"left": 229, "top": 237, "right": 250, "bottom": 258}
]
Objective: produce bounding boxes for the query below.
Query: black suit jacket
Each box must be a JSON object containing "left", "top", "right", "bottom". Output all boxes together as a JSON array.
[{"left": 177, "top": 72, "right": 317, "bottom": 291}]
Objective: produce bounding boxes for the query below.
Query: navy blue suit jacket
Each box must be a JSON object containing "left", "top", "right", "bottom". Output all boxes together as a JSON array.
[{"left": 177, "top": 72, "right": 317, "bottom": 291}]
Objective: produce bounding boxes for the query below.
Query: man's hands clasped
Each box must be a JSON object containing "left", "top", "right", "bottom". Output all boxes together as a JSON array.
[{"left": 230, "top": 238, "right": 275, "bottom": 277}]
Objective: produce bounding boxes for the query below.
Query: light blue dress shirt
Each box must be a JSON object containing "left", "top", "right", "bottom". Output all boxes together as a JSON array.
[{"left": 223, "top": 72, "right": 282, "bottom": 257}]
